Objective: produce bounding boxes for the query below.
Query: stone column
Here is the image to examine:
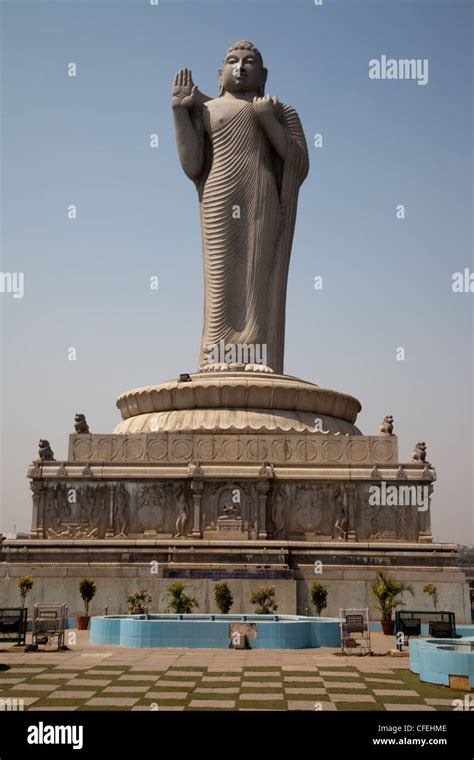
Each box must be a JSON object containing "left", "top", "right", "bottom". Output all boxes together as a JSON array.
[
  {"left": 30, "top": 481, "right": 45, "bottom": 538},
  {"left": 105, "top": 482, "right": 115, "bottom": 538},
  {"left": 190, "top": 480, "right": 204, "bottom": 538},
  {"left": 256, "top": 481, "right": 270, "bottom": 540}
]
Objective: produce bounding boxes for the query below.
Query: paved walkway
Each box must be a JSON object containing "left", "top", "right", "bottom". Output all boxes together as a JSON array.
[{"left": 0, "top": 632, "right": 463, "bottom": 711}]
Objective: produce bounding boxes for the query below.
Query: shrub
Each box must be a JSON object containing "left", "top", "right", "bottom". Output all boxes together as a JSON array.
[
  {"left": 127, "top": 589, "right": 152, "bottom": 615},
  {"left": 17, "top": 575, "right": 33, "bottom": 607},
  {"left": 372, "top": 571, "right": 414, "bottom": 621},
  {"left": 214, "top": 582, "right": 233, "bottom": 614},
  {"left": 250, "top": 585, "right": 278, "bottom": 615},
  {"left": 310, "top": 582, "right": 328, "bottom": 616},
  {"left": 164, "top": 582, "right": 198, "bottom": 614},
  {"left": 423, "top": 583, "right": 439, "bottom": 610},
  {"left": 79, "top": 578, "right": 96, "bottom": 616}
]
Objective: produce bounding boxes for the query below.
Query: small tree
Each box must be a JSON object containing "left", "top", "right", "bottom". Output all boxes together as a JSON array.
[
  {"left": 17, "top": 575, "right": 33, "bottom": 607},
  {"left": 164, "top": 582, "right": 198, "bottom": 614},
  {"left": 372, "top": 571, "right": 414, "bottom": 622},
  {"left": 250, "top": 585, "right": 278, "bottom": 614},
  {"left": 79, "top": 578, "right": 96, "bottom": 617},
  {"left": 423, "top": 583, "right": 439, "bottom": 611},
  {"left": 127, "top": 589, "right": 152, "bottom": 615},
  {"left": 310, "top": 582, "right": 328, "bottom": 616},
  {"left": 214, "top": 582, "right": 233, "bottom": 614}
]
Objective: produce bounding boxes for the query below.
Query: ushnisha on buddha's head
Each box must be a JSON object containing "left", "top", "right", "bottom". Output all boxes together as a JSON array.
[{"left": 218, "top": 40, "right": 268, "bottom": 97}]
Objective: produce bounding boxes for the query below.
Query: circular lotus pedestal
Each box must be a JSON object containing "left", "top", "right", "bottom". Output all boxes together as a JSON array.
[{"left": 114, "top": 372, "right": 362, "bottom": 435}]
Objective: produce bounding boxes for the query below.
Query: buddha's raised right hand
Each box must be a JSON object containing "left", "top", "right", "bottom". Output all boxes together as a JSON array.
[{"left": 172, "top": 68, "right": 197, "bottom": 110}]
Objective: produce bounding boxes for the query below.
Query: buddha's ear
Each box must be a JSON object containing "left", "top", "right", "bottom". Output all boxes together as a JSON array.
[
  {"left": 259, "top": 67, "right": 268, "bottom": 97},
  {"left": 218, "top": 67, "right": 224, "bottom": 97}
]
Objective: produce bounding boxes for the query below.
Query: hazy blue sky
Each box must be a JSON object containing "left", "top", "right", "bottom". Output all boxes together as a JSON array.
[{"left": 1, "top": 0, "right": 472, "bottom": 543}]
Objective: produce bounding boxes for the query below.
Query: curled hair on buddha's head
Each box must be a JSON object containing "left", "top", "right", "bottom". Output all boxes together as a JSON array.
[
  {"left": 223, "top": 40, "right": 264, "bottom": 66},
  {"left": 218, "top": 40, "right": 266, "bottom": 97}
]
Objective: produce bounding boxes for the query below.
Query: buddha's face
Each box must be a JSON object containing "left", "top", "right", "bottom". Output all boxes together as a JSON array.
[{"left": 219, "top": 47, "right": 267, "bottom": 95}]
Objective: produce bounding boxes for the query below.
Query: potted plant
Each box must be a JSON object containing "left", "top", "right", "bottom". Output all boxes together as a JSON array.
[
  {"left": 310, "top": 582, "right": 328, "bottom": 616},
  {"left": 423, "top": 583, "right": 439, "bottom": 610},
  {"left": 372, "top": 570, "right": 414, "bottom": 635},
  {"left": 77, "top": 578, "right": 96, "bottom": 630},
  {"left": 17, "top": 575, "right": 33, "bottom": 608},
  {"left": 164, "top": 582, "right": 198, "bottom": 614},
  {"left": 127, "top": 589, "right": 153, "bottom": 615},
  {"left": 214, "top": 582, "right": 233, "bottom": 614},
  {"left": 250, "top": 585, "right": 278, "bottom": 614}
]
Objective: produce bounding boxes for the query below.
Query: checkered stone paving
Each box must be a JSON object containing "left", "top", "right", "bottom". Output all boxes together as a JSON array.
[{"left": 0, "top": 661, "right": 466, "bottom": 711}]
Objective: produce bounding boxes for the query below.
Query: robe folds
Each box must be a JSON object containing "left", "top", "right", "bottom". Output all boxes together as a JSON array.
[{"left": 192, "top": 99, "right": 309, "bottom": 373}]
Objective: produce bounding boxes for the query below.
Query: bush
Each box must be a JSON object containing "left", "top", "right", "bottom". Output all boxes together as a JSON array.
[
  {"left": 423, "top": 583, "right": 439, "bottom": 610},
  {"left": 250, "top": 586, "right": 278, "bottom": 615},
  {"left": 127, "top": 589, "right": 152, "bottom": 615},
  {"left": 372, "top": 571, "right": 414, "bottom": 622},
  {"left": 310, "top": 582, "right": 328, "bottom": 616},
  {"left": 214, "top": 582, "right": 233, "bottom": 614},
  {"left": 164, "top": 582, "right": 198, "bottom": 614},
  {"left": 17, "top": 575, "right": 33, "bottom": 607},
  {"left": 79, "top": 578, "right": 96, "bottom": 616}
]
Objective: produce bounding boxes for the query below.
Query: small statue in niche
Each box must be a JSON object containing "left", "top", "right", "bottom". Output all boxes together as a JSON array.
[
  {"left": 272, "top": 489, "right": 286, "bottom": 539},
  {"left": 333, "top": 484, "right": 348, "bottom": 540},
  {"left": 221, "top": 504, "right": 240, "bottom": 519},
  {"left": 174, "top": 486, "right": 189, "bottom": 537},
  {"left": 114, "top": 484, "right": 130, "bottom": 538},
  {"left": 410, "top": 441, "right": 428, "bottom": 464},
  {"left": 74, "top": 413, "right": 90, "bottom": 434},
  {"left": 38, "top": 439, "right": 55, "bottom": 461},
  {"left": 379, "top": 415, "right": 394, "bottom": 435}
]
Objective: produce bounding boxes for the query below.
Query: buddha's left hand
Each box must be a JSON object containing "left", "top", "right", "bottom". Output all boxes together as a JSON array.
[{"left": 253, "top": 94, "right": 279, "bottom": 119}]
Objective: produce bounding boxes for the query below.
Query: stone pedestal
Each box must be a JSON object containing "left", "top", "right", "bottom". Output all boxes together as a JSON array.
[{"left": 27, "top": 372, "right": 435, "bottom": 544}]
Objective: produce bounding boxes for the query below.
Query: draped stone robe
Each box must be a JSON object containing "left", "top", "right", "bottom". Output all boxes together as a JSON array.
[{"left": 192, "top": 98, "right": 309, "bottom": 374}]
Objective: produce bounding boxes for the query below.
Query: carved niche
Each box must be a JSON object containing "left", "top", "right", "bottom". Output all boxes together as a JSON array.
[{"left": 44, "top": 482, "right": 108, "bottom": 539}]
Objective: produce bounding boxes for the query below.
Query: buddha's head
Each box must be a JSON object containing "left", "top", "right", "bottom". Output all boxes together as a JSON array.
[{"left": 219, "top": 40, "right": 267, "bottom": 97}]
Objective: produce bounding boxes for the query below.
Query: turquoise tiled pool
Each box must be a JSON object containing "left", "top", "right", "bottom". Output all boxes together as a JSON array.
[
  {"left": 90, "top": 613, "right": 341, "bottom": 649},
  {"left": 409, "top": 636, "right": 474, "bottom": 689}
]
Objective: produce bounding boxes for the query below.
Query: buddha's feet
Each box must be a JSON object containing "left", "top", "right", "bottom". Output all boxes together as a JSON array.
[{"left": 199, "top": 362, "right": 274, "bottom": 373}]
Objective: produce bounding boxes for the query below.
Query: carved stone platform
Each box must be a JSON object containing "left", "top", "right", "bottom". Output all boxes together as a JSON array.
[
  {"left": 27, "top": 373, "right": 436, "bottom": 545},
  {"left": 114, "top": 372, "right": 362, "bottom": 435}
]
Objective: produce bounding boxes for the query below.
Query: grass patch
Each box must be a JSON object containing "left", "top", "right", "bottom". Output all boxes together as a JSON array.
[
  {"left": 236, "top": 699, "right": 286, "bottom": 710},
  {"left": 242, "top": 675, "right": 282, "bottom": 681},
  {"left": 325, "top": 688, "right": 369, "bottom": 694},
  {"left": 32, "top": 698, "right": 88, "bottom": 707},
  {"left": 317, "top": 666, "right": 358, "bottom": 672},
  {"left": 78, "top": 705, "right": 130, "bottom": 711},
  {"left": 157, "top": 675, "right": 199, "bottom": 682},
  {"left": 186, "top": 705, "right": 234, "bottom": 711},
  {"left": 240, "top": 687, "right": 284, "bottom": 694},
  {"left": 111, "top": 679, "right": 158, "bottom": 687},
  {"left": 244, "top": 667, "right": 281, "bottom": 672},
  {"left": 334, "top": 702, "right": 382, "bottom": 711},
  {"left": 395, "top": 670, "right": 460, "bottom": 698},
  {"left": 88, "top": 665, "right": 128, "bottom": 670},
  {"left": 166, "top": 667, "right": 207, "bottom": 673},
  {"left": 187, "top": 693, "right": 237, "bottom": 701},
  {"left": 145, "top": 685, "right": 191, "bottom": 693}
]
